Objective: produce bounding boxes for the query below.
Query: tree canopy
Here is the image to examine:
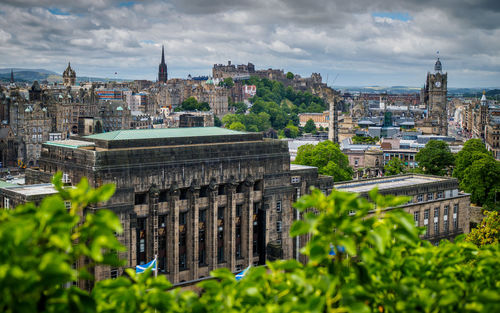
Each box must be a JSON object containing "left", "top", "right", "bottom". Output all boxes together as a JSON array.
[
  {"left": 465, "top": 210, "right": 500, "bottom": 247},
  {"left": 294, "top": 140, "right": 353, "bottom": 182},
  {"left": 303, "top": 119, "right": 316, "bottom": 134},
  {"left": 2, "top": 175, "right": 500, "bottom": 312},
  {"left": 175, "top": 96, "right": 210, "bottom": 112},
  {"left": 352, "top": 135, "right": 379, "bottom": 144},
  {"left": 415, "top": 140, "right": 454, "bottom": 176},
  {"left": 384, "top": 157, "right": 407, "bottom": 176},
  {"left": 453, "top": 139, "right": 489, "bottom": 181}
]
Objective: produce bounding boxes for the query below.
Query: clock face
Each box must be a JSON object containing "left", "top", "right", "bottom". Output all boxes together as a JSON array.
[{"left": 435, "top": 81, "right": 441, "bottom": 88}]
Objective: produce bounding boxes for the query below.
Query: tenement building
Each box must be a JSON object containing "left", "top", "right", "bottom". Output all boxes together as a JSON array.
[
  {"left": 25, "top": 127, "right": 330, "bottom": 285},
  {"left": 334, "top": 174, "right": 475, "bottom": 245}
]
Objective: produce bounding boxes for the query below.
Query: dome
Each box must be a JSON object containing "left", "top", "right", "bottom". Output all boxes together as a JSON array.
[
  {"left": 434, "top": 58, "right": 442, "bottom": 73},
  {"left": 116, "top": 106, "right": 123, "bottom": 111}
]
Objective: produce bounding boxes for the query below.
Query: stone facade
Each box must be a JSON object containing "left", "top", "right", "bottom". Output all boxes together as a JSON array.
[
  {"left": 334, "top": 174, "right": 472, "bottom": 244},
  {"left": 26, "top": 128, "right": 328, "bottom": 286}
]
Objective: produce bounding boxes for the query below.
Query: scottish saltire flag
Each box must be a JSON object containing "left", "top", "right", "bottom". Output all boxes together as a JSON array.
[
  {"left": 329, "top": 245, "right": 346, "bottom": 256},
  {"left": 136, "top": 258, "right": 157, "bottom": 274},
  {"left": 235, "top": 265, "right": 251, "bottom": 281}
]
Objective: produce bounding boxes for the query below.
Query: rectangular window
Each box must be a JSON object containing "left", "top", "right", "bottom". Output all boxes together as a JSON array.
[
  {"left": 434, "top": 208, "right": 439, "bottom": 234},
  {"left": 276, "top": 201, "right": 282, "bottom": 213},
  {"left": 199, "top": 209, "right": 206, "bottom": 223},
  {"left": 417, "top": 194, "right": 423, "bottom": 202},
  {"left": 437, "top": 191, "right": 443, "bottom": 199},
  {"left": 218, "top": 207, "right": 224, "bottom": 220},
  {"left": 4, "top": 197, "right": 10, "bottom": 209},
  {"left": 414, "top": 211, "right": 420, "bottom": 227},
  {"left": 277, "top": 221, "right": 282, "bottom": 233},
  {"left": 236, "top": 205, "right": 242, "bottom": 217},
  {"left": 453, "top": 204, "right": 458, "bottom": 229},
  {"left": 291, "top": 176, "right": 300, "bottom": 184},
  {"left": 179, "top": 212, "right": 187, "bottom": 225},
  {"left": 110, "top": 268, "right": 118, "bottom": 279},
  {"left": 427, "top": 193, "right": 434, "bottom": 201}
]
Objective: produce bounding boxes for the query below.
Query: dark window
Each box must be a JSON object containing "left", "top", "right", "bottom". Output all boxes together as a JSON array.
[
  {"left": 135, "top": 193, "right": 146, "bottom": 205},
  {"left": 180, "top": 212, "right": 187, "bottom": 225},
  {"left": 236, "top": 205, "right": 242, "bottom": 217},
  {"left": 110, "top": 268, "right": 118, "bottom": 279},
  {"left": 159, "top": 190, "right": 167, "bottom": 202},
  {"left": 180, "top": 188, "right": 188, "bottom": 200},
  {"left": 218, "top": 207, "right": 224, "bottom": 220},
  {"left": 218, "top": 184, "right": 226, "bottom": 195},
  {"left": 199, "top": 186, "right": 209, "bottom": 198},
  {"left": 199, "top": 209, "right": 206, "bottom": 223},
  {"left": 218, "top": 246, "right": 224, "bottom": 263}
]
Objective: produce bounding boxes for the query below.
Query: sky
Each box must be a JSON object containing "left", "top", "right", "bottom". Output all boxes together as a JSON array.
[{"left": 0, "top": 0, "right": 499, "bottom": 88}]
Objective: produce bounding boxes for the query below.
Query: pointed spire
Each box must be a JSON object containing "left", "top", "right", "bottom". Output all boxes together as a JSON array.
[
  {"left": 161, "top": 45, "right": 165, "bottom": 64},
  {"left": 10, "top": 69, "right": 14, "bottom": 84}
]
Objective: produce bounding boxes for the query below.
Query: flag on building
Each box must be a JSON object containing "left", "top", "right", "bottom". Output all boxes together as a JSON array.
[
  {"left": 136, "top": 257, "right": 157, "bottom": 274},
  {"left": 235, "top": 265, "right": 251, "bottom": 281}
]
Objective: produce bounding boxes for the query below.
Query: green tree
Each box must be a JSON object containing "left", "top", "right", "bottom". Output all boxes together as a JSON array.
[
  {"left": 453, "top": 139, "right": 489, "bottom": 181},
  {"left": 223, "top": 77, "right": 234, "bottom": 88},
  {"left": 229, "top": 121, "right": 246, "bottom": 131},
  {"left": 460, "top": 154, "right": 500, "bottom": 209},
  {"left": 294, "top": 140, "right": 353, "bottom": 181},
  {"left": 352, "top": 135, "right": 379, "bottom": 144},
  {"left": 384, "top": 157, "right": 407, "bottom": 176},
  {"left": 415, "top": 140, "right": 454, "bottom": 176},
  {"left": 303, "top": 119, "right": 316, "bottom": 133},
  {"left": 286, "top": 71, "right": 294, "bottom": 79},
  {"left": 283, "top": 122, "right": 299, "bottom": 138},
  {"left": 214, "top": 115, "right": 222, "bottom": 127},
  {"left": 0, "top": 173, "right": 124, "bottom": 312},
  {"left": 465, "top": 211, "right": 500, "bottom": 246}
]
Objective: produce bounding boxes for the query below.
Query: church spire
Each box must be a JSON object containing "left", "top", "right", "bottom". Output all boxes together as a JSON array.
[
  {"left": 10, "top": 69, "right": 14, "bottom": 84},
  {"left": 158, "top": 45, "right": 168, "bottom": 83}
]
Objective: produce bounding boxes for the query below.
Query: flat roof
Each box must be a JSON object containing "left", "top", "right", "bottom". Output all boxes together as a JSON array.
[
  {"left": 45, "top": 139, "right": 95, "bottom": 149},
  {"left": 334, "top": 175, "right": 449, "bottom": 193},
  {"left": 291, "top": 164, "right": 318, "bottom": 171},
  {"left": 84, "top": 127, "right": 247, "bottom": 141},
  {"left": 0, "top": 180, "right": 17, "bottom": 188},
  {"left": 1, "top": 183, "right": 59, "bottom": 196}
]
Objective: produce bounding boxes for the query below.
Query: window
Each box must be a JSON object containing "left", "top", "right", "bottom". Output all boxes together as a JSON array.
[
  {"left": 417, "top": 194, "right": 424, "bottom": 202},
  {"left": 414, "top": 211, "right": 420, "bottom": 227},
  {"left": 453, "top": 204, "right": 458, "bottom": 229},
  {"left": 199, "top": 209, "right": 206, "bottom": 223},
  {"left": 236, "top": 205, "right": 242, "bottom": 217},
  {"left": 277, "top": 221, "right": 282, "bottom": 233},
  {"left": 218, "top": 246, "right": 224, "bottom": 263},
  {"left": 110, "top": 268, "right": 118, "bottom": 279},
  {"left": 434, "top": 208, "right": 439, "bottom": 234},
  {"left": 291, "top": 176, "right": 300, "bottom": 184},
  {"left": 424, "top": 209, "right": 430, "bottom": 235},
  {"left": 427, "top": 193, "right": 434, "bottom": 201},
  {"left": 276, "top": 201, "right": 282, "bottom": 213},
  {"left": 3, "top": 197, "right": 10, "bottom": 209},
  {"left": 437, "top": 191, "right": 443, "bottom": 199},
  {"left": 180, "top": 212, "right": 187, "bottom": 225}
]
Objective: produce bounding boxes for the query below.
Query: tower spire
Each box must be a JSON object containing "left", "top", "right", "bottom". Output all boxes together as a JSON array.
[
  {"left": 161, "top": 45, "right": 165, "bottom": 63},
  {"left": 10, "top": 69, "right": 14, "bottom": 84},
  {"left": 158, "top": 45, "right": 168, "bottom": 83}
]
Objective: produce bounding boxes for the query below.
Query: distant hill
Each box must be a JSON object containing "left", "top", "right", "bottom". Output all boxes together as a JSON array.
[{"left": 0, "top": 68, "right": 130, "bottom": 84}]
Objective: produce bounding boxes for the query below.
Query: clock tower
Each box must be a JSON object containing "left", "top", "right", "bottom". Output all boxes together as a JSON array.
[{"left": 423, "top": 57, "right": 448, "bottom": 136}]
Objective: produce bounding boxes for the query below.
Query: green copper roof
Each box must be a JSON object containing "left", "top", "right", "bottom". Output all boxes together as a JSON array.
[
  {"left": 44, "top": 140, "right": 95, "bottom": 149},
  {"left": 85, "top": 127, "right": 247, "bottom": 141}
]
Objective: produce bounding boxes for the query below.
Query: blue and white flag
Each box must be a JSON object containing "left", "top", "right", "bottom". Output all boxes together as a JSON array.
[
  {"left": 235, "top": 265, "right": 251, "bottom": 281},
  {"left": 136, "top": 258, "right": 157, "bottom": 274}
]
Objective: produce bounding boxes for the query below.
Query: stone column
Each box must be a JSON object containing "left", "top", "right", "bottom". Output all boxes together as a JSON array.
[
  {"left": 242, "top": 176, "right": 254, "bottom": 267},
  {"left": 167, "top": 183, "right": 179, "bottom": 283},
  {"left": 188, "top": 181, "right": 200, "bottom": 280},
  {"left": 207, "top": 178, "right": 218, "bottom": 271},
  {"left": 225, "top": 177, "right": 238, "bottom": 271}
]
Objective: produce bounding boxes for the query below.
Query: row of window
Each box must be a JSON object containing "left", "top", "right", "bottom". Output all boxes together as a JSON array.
[
  {"left": 416, "top": 191, "right": 447, "bottom": 202},
  {"left": 414, "top": 204, "right": 459, "bottom": 236}
]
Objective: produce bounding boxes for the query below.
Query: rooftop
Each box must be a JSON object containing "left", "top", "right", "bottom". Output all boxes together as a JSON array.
[
  {"left": 334, "top": 174, "right": 450, "bottom": 193},
  {"left": 84, "top": 127, "right": 246, "bottom": 141},
  {"left": 1, "top": 183, "right": 59, "bottom": 197},
  {"left": 290, "top": 164, "right": 318, "bottom": 171},
  {"left": 44, "top": 139, "right": 95, "bottom": 149},
  {"left": 0, "top": 180, "right": 17, "bottom": 188}
]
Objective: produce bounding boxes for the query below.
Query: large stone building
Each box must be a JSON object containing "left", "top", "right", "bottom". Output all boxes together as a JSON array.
[
  {"left": 26, "top": 127, "right": 331, "bottom": 285},
  {"left": 334, "top": 174, "right": 474, "bottom": 245}
]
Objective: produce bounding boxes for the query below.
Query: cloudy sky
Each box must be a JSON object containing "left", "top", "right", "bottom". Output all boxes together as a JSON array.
[{"left": 0, "top": 0, "right": 499, "bottom": 87}]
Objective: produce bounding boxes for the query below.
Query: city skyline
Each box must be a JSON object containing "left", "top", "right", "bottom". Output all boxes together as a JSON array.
[{"left": 0, "top": 0, "right": 499, "bottom": 87}]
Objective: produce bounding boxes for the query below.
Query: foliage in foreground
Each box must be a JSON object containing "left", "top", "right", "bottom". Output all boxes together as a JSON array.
[{"left": 1, "top": 175, "right": 500, "bottom": 312}]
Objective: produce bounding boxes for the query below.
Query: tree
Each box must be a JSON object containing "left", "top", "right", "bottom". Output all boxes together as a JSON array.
[
  {"left": 384, "top": 157, "right": 406, "bottom": 176},
  {"left": 415, "top": 140, "right": 454, "bottom": 176},
  {"left": 286, "top": 72, "right": 294, "bottom": 79},
  {"left": 465, "top": 210, "right": 500, "bottom": 246},
  {"left": 453, "top": 139, "right": 489, "bottom": 181},
  {"left": 352, "top": 135, "right": 379, "bottom": 144},
  {"left": 223, "top": 77, "right": 234, "bottom": 88},
  {"left": 460, "top": 154, "right": 500, "bottom": 209},
  {"left": 294, "top": 140, "right": 353, "bottom": 181},
  {"left": 214, "top": 116, "right": 222, "bottom": 127},
  {"left": 284, "top": 123, "right": 299, "bottom": 138},
  {"left": 303, "top": 119, "right": 316, "bottom": 134},
  {"left": 229, "top": 121, "right": 246, "bottom": 131}
]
